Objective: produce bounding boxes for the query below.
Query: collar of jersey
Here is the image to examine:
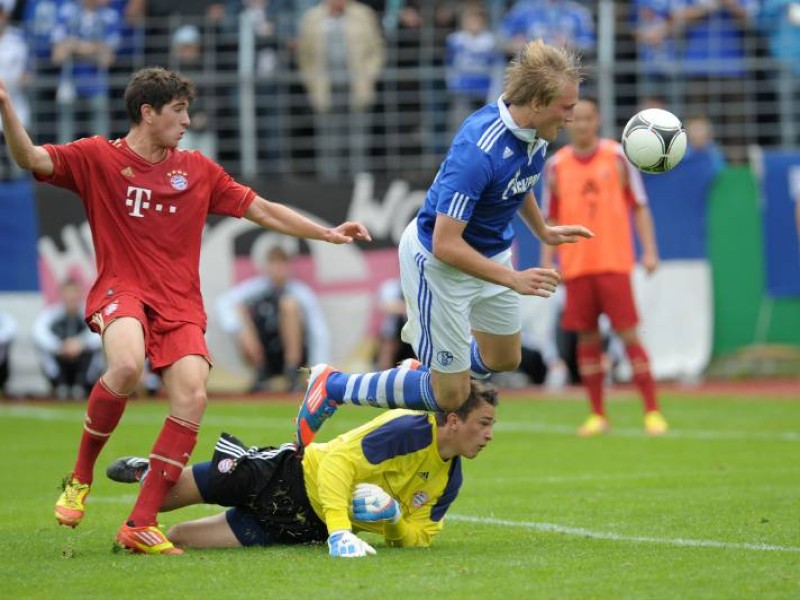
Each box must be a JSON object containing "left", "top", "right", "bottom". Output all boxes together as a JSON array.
[{"left": 497, "top": 96, "right": 538, "bottom": 145}]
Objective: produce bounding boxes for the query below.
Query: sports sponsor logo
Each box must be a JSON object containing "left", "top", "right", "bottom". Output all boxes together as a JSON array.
[
  {"left": 104, "top": 301, "right": 119, "bottom": 316},
  {"left": 417, "top": 471, "right": 429, "bottom": 481},
  {"left": 502, "top": 168, "right": 540, "bottom": 199}
]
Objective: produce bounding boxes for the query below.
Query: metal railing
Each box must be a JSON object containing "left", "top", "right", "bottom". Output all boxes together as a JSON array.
[{"left": 19, "top": 1, "right": 800, "bottom": 179}]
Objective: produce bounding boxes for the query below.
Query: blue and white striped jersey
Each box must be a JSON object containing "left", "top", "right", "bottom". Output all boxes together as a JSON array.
[{"left": 416, "top": 97, "right": 548, "bottom": 258}]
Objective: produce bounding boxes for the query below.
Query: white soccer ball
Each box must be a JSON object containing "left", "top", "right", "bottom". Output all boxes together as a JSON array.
[{"left": 621, "top": 108, "right": 687, "bottom": 174}]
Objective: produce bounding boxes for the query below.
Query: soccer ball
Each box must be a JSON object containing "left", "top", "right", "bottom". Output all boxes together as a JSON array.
[{"left": 621, "top": 108, "right": 687, "bottom": 174}]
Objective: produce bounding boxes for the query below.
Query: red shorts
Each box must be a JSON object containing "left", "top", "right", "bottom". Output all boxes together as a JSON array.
[
  {"left": 562, "top": 273, "right": 638, "bottom": 332},
  {"left": 88, "top": 295, "right": 211, "bottom": 372}
]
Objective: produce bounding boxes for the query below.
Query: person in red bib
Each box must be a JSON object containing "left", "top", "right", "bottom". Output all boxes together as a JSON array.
[
  {"left": 541, "top": 97, "right": 668, "bottom": 437},
  {"left": 0, "top": 68, "right": 371, "bottom": 555}
]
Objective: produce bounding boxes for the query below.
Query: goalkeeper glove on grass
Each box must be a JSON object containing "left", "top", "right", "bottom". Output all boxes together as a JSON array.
[
  {"left": 327, "top": 530, "right": 377, "bottom": 558},
  {"left": 352, "top": 483, "right": 401, "bottom": 523}
]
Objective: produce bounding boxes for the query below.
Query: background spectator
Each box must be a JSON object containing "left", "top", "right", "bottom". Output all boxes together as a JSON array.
[
  {"left": 500, "top": 0, "right": 596, "bottom": 58},
  {"left": 51, "top": 0, "right": 121, "bottom": 143},
  {"left": 296, "top": 0, "right": 385, "bottom": 180},
  {"left": 444, "top": 3, "right": 500, "bottom": 138},
  {"left": 632, "top": 0, "right": 681, "bottom": 111},
  {"left": 32, "top": 278, "right": 103, "bottom": 400},
  {"left": 0, "top": 1, "right": 28, "bottom": 180},
  {"left": 171, "top": 24, "right": 218, "bottom": 159},
  {"left": 22, "top": 0, "right": 61, "bottom": 143},
  {"left": 685, "top": 112, "right": 727, "bottom": 172},
  {"left": 673, "top": 0, "right": 759, "bottom": 163},
  {"left": 758, "top": 0, "right": 800, "bottom": 147},
  {"left": 215, "top": 245, "right": 331, "bottom": 392}
]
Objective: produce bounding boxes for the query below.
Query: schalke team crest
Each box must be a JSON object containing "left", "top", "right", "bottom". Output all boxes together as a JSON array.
[{"left": 168, "top": 170, "right": 189, "bottom": 191}]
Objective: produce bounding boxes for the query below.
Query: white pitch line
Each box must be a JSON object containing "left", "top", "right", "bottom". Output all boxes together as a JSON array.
[{"left": 449, "top": 514, "right": 800, "bottom": 554}]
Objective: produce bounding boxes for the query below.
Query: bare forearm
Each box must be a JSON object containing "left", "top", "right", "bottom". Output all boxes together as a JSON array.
[
  {"left": 0, "top": 102, "right": 52, "bottom": 175},
  {"left": 635, "top": 207, "right": 658, "bottom": 257},
  {"left": 245, "top": 198, "right": 333, "bottom": 241},
  {"left": 518, "top": 192, "right": 548, "bottom": 240},
  {"left": 434, "top": 236, "right": 516, "bottom": 288}
]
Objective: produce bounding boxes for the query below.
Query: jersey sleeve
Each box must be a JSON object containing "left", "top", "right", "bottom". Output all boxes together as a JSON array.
[
  {"left": 206, "top": 157, "right": 257, "bottom": 217},
  {"left": 434, "top": 141, "right": 493, "bottom": 223},
  {"left": 34, "top": 137, "right": 102, "bottom": 194}
]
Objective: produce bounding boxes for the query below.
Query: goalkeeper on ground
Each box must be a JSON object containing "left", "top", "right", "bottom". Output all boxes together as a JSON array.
[{"left": 106, "top": 380, "right": 497, "bottom": 557}]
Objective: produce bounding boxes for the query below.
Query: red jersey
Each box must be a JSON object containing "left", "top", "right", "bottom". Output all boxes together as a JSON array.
[
  {"left": 543, "top": 139, "right": 648, "bottom": 280},
  {"left": 36, "top": 136, "right": 256, "bottom": 329}
]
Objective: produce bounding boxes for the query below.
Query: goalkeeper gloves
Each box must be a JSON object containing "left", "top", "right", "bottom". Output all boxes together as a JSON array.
[
  {"left": 327, "top": 530, "right": 377, "bottom": 558},
  {"left": 351, "top": 483, "right": 401, "bottom": 523}
]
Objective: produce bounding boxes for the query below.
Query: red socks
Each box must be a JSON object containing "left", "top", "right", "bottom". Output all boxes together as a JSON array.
[
  {"left": 626, "top": 343, "right": 659, "bottom": 413},
  {"left": 127, "top": 416, "right": 199, "bottom": 527},
  {"left": 577, "top": 341, "right": 605, "bottom": 416},
  {"left": 73, "top": 379, "right": 127, "bottom": 484}
]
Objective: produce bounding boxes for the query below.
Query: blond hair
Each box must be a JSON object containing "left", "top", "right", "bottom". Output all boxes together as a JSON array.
[{"left": 503, "top": 40, "right": 583, "bottom": 107}]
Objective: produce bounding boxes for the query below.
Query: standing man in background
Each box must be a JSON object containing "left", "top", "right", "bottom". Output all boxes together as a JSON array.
[{"left": 541, "top": 97, "right": 668, "bottom": 437}]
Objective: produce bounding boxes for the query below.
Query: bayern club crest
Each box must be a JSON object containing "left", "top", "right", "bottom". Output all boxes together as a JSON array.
[
  {"left": 168, "top": 170, "right": 189, "bottom": 191},
  {"left": 412, "top": 491, "right": 429, "bottom": 508},
  {"left": 217, "top": 458, "right": 235, "bottom": 473}
]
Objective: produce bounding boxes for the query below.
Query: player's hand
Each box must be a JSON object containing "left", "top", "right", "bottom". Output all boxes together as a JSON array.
[
  {"left": 325, "top": 221, "right": 372, "bottom": 244},
  {"left": 351, "top": 483, "right": 402, "bottom": 523},
  {"left": 541, "top": 224, "right": 594, "bottom": 246},
  {"left": 641, "top": 251, "right": 659, "bottom": 275},
  {"left": 327, "top": 530, "right": 377, "bottom": 558},
  {"left": 511, "top": 267, "right": 561, "bottom": 298}
]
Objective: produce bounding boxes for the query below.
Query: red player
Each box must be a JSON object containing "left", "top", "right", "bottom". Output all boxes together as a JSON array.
[
  {"left": 541, "top": 97, "right": 667, "bottom": 437},
  {"left": 0, "top": 68, "right": 371, "bottom": 555}
]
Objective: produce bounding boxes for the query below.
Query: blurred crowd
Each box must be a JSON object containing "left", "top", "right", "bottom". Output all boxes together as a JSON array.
[{"left": 1, "top": 0, "right": 799, "bottom": 179}]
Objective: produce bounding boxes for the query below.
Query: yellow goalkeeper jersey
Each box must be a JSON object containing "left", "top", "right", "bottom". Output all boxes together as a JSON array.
[{"left": 302, "top": 410, "right": 462, "bottom": 548}]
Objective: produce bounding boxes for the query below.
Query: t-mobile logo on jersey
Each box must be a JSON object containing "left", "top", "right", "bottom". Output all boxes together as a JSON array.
[{"left": 125, "top": 186, "right": 178, "bottom": 218}]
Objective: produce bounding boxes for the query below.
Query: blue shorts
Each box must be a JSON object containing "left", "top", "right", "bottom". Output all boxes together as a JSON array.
[{"left": 192, "top": 462, "right": 272, "bottom": 547}]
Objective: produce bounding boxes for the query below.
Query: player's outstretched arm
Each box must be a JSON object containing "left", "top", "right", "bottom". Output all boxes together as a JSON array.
[
  {"left": 0, "top": 81, "right": 54, "bottom": 177},
  {"left": 244, "top": 196, "right": 371, "bottom": 244},
  {"left": 518, "top": 191, "right": 594, "bottom": 246}
]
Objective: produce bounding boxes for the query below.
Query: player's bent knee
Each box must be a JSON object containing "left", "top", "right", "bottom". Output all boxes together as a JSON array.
[
  {"left": 487, "top": 354, "right": 521, "bottom": 373},
  {"left": 105, "top": 359, "right": 144, "bottom": 392}
]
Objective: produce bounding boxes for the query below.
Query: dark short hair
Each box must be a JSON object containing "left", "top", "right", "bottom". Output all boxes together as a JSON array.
[
  {"left": 124, "top": 68, "right": 196, "bottom": 125},
  {"left": 435, "top": 380, "right": 499, "bottom": 425}
]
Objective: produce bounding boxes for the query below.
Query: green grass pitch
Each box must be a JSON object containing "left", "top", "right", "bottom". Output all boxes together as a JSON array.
[{"left": 0, "top": 389, "right": 798, "bottom": 600}]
